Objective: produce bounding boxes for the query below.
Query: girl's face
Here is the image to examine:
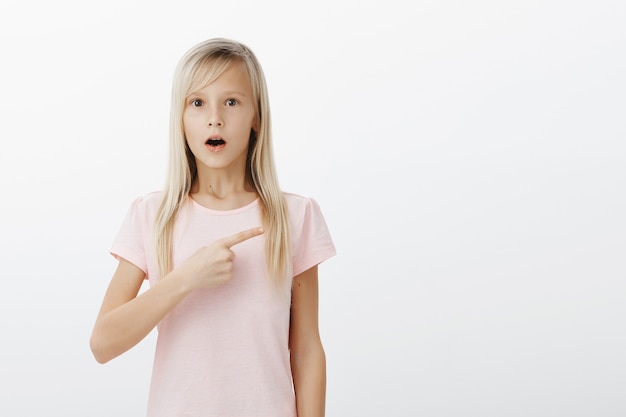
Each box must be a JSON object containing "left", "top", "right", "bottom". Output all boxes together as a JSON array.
[{"left": 183, "top": 61, "right": 257, "bottom": 176}]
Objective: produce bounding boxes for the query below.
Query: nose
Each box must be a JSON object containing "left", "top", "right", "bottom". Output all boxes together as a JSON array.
[{"left": 207, "top": 108, "right": 224, "bottom": 127}]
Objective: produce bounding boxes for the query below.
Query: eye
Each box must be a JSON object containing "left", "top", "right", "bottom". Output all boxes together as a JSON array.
[
  {"left": 225, "top": 98, "right": 239, "bottom": 107},
  {"left": 190, "top": 98, "right": 203, "bottom": 107}
]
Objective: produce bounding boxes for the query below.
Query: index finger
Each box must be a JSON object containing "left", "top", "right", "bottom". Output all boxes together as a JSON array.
[{"left": 220, "top": 227, "right": 264, "bottom": 249}]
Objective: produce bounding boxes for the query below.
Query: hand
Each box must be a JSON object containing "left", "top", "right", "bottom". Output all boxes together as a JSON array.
[{"left": 174, "top": 227, "right": 264, "bottom": 291}]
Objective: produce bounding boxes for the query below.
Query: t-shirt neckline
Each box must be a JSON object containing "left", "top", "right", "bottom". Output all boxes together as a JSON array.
[{"left": 188, "top": 196, "right": 260, "bottom": 215}]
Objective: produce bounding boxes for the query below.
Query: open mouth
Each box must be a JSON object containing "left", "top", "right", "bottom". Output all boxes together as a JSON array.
[
  {"left": 205, "top": 137, "right": 226, "bottom": 152},
  {"left": 206, "top": 138, "right": 226, "bottom": 147}
]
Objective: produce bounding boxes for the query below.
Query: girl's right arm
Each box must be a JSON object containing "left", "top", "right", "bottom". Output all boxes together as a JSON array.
[
  {"left": 89, "top": 227, "right": 264, "bottom": 364},
  {"left": 89, "top": 258, "right": 192, "bottom": 364}
]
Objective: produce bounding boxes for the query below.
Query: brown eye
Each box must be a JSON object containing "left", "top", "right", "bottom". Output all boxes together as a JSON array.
[
  {"left": 225, "top": 98, "right": 238, "bottom": 106},
  {"left": 191, "top": 99, "right": 203, "bottom": 107}
]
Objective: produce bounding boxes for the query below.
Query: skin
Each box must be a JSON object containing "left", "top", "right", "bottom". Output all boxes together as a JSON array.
[
  {"left": 290, "top": 266, "right": 327, "bottom": 417},
  {"left": 183, "top": 61, "right": 257, "bottom": 205},
  {"left": 90, "top": 62, "right": 326, "bottom": 416}
]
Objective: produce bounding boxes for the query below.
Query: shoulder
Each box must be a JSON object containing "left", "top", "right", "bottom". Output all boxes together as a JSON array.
[
  {"left": 136, "top": 190, "right": 163, "bottom": 206},
  {"left": 282, "top": 191, "right": 312, "bottom": 209},
  {"left": 282, "top": 191, "right": 321, "bottom": 218},
  {"left": 282, "top": 191, "right": 336, "bottom": 273},
  {"left": 281, "top": 191, "right": 329, "bottom": 229},
  {"left": 130, "top": 190, "right": 163, "bottom": 207},
  {"left": 123, "top": 190, "right": 163, "bottom": 220}
]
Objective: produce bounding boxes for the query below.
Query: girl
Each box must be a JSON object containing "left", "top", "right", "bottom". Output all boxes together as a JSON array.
[{"left": 90, "top": 38, "right": 335, "bottom": 417}]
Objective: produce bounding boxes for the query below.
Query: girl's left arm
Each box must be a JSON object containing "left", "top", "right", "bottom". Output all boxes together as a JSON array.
[{"left": 290, "top": 265, "right": 326, "bottom": 417}]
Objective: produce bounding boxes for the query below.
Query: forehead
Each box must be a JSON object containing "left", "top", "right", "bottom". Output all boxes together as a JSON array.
[{"left": 189, "top": 59, "right": 253, "bottom": 95}]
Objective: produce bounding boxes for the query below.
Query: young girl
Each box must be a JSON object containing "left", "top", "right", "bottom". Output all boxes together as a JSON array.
[{"left": 90, "top": 38, "right": 335, "bottom": 417}]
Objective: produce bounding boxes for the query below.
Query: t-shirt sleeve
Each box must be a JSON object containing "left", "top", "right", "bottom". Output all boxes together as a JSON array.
[
  {"left": 110, "top": 196, "right": 149, "bottom": 275},
  {"left": 292, "top": 198, "right": 336, "bottom": 277}
]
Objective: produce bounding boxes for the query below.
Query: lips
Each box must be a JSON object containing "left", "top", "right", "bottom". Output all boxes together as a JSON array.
[{"left": 205, "top": 136, "right": 226, "bottom": 152}]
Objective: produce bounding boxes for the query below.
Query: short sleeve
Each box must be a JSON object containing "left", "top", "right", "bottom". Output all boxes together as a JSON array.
[
  {"left": 291, "top": 197, "right": 336, "bottom": 277},
  {"left": 110, "top": 196, "right": 149, "bottom": 274}
]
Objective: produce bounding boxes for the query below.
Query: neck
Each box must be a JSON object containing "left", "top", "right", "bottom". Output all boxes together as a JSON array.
[
  {"left": 190, "top": 166, "right": 257, "bottom": 210},
  {"left": 194, "top": 174, "right": 247, "bottom": 197}
]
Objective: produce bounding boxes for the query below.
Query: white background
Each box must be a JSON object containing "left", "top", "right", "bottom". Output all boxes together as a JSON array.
[{"left": 1, "top": 0, "right": 624, "bottom": 416}]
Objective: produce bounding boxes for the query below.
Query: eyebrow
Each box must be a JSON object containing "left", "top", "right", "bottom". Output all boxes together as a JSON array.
[
  {"left": 188, "top": 89, "right": 249, "bottom": 97},
  {"left": 221, "top": 90, "right": 249, "bottom": 97}
]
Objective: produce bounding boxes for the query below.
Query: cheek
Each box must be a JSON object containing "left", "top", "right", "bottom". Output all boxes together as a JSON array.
[
  {"left": 244, "top": 110, "right": 258, "bottom": 132},
  {"left": 181, "top": 113, "right": 189, "bottom": 134},
  {"left": 182, "top": 114, "right": 198, "bottom": 138}
]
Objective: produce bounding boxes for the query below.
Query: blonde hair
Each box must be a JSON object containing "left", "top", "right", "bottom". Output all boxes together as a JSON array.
[{"left": 153, "top": 38, "right": 291, "bottom": 286}]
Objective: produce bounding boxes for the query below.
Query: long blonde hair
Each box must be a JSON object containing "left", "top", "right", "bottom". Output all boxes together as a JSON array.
[{"left": 153, "top": 38, "right": 291, "bottom": 286}]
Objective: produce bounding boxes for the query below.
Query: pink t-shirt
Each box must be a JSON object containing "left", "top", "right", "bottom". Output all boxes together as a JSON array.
[{"left": 110, "top": 191, "right": 336, "bottom": 417}]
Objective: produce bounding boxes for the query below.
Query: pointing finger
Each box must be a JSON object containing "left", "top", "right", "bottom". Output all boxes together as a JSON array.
[{"left": 221, "top": 227, "right": 264, "bottom": 249}]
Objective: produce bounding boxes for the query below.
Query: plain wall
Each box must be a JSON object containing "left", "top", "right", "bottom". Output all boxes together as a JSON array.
[{"left": 0, "top": 0, "right": 624, "bottom": 415}]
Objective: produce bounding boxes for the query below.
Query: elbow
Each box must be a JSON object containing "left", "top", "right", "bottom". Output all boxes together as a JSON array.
[
  {"left": 89, "top": 332, "right": 113, "bottom": 364},
  {"left": 291, "top": 340, "right": 326, "bottom": 369}
]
